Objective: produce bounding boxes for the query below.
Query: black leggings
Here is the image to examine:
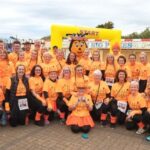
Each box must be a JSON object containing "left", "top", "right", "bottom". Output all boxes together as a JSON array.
[
  {"left": 29, "top": 93, "right": 45, "bottom": 113},
  {"left": 71, "top": 125, "right": 91, "bottom": 133},
  {"left": 10, "top": 96, "right": 29, "bottom": 127},
  {"left": 91, "top": 103, "right": 109, "bottom": 121},
  {"left": 142, "top": 111, "right": 150, "bottom": 125},
  {"left": 125, "top": 114, "right": 142, "bottom": 130},
  {"left": 139, "top": 80, "right": 147, "bottom": 93},
  {"left": 56, "top": 96, "right": 69, "bottom": 119},
  {"left": 28, "top": 92, "right": 45, "bottom": 120}
]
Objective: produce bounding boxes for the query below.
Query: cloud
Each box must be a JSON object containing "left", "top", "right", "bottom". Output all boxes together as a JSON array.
[{"left": 0, "top": 0, "right": 150, "bottom": 39}]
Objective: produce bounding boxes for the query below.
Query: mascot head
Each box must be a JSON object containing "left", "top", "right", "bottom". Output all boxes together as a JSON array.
[{"left": 68, "top": 34, "right": 87, "bottom": 59}]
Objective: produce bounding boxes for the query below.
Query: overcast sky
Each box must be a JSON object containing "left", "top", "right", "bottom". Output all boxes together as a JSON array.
[{"left": 0, "top": 0, "right": 150, "bottom": 39}]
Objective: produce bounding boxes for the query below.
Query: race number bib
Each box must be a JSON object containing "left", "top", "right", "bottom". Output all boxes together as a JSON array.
[
  {"left": 117, "top": 101, "right": 127, "bottom": 113},
  {"left": 18, "top": 98, "right": 29, "bottom": 111},
  {"left": 95, "top": 102, "right": 102, "bottom": 110},
  {"left": 105, "top": 77, "right": 115, "bottom": 86}
]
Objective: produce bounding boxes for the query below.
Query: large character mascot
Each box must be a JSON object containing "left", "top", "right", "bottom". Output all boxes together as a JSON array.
[{"left": 68, "top": 34, "right": 88, "bottom": 60}]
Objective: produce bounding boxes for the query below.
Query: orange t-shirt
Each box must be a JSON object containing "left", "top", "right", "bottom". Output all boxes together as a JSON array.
[
  {"left": 56, "top": 59, "right": 66, "bottom": 71},
  {"left": 113, "top": 53, "right": 124, "bottom": 65},
  {"left": 6, "top": 78, "right": 26, "bottom": 96},
  {"left": 28, "top": 60, "right": 37, "bottom": 74},
  {"left": 0, "top": 61, "right": 15, "bottom": 78},
  {"left": 89, "top": 61, "right": 101, "bottom": 74},
  {"left": 0, "top": 61, "right": 15, "bottom": 88},
  {"left": 126, "top": 62, "right": 140, "bottom": 80},
  {"left": 116, "top": 64, "right": 131, "bottom": 78},
  {"left": 15, "top": 61, "right": 28, "bottom": 70},
  {"left": 127, "top": 93, "right": 147, "bottom": 110},
  {"left": 139, "top": 63, "right": 150, "bottom": 80},
  {"left": 147, "top": 100, "right": 150, "bottom": 109},
  {"left": 29, "top": 76, "right": 43, "bottom": 94},
  {"left": 25, "top": 51, "right": 31, "bottom": 62},
  {"left": 65, "top": 64, "right": 76, "bottom": 77},
  {"left": 71, "top": 75, "right": 89, "bottom": 91},
  {"left": 111, "top": 82, "right": 130, "bottom": 102},
  {"left": 56, "top": 78, "right": 74, "bottom": 97},
  {"left": 144, "top": 95, "right": 150, "bottom": 109},
  {"left": 104, "top": 64, "right": 116, "bottom": 78},
  {"left": 68, "top": 94, "right": 93, "bottom": 117},
  {"left": 78, "top": 58, "right": 92, "bottom": 71},
  {"left": 40, "top": 62, "right": 58, "bottom": 78},
  {"left": 43, "top": 78, "right": 58, "bottom": 101},
  {"left": 89, "top": 81, "right": 110, "bottom": 103},
  {"left": 0, "top": 88, "right": 4, "bottom": 104},
  {"left": 8, "top": 52, "right": 18, "bottom": 66}
]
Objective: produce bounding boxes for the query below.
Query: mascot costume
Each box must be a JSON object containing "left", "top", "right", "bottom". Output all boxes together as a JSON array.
[{"left": 67, "top": 33, "right": 88, "bottom": 60}]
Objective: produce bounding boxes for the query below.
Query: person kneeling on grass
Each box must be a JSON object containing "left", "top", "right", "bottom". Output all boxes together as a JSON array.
[{"left": 66, "top": 83, "right": 94, "bottom": 135}]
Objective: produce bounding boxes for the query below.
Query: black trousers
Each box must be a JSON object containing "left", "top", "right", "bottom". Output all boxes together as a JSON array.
[
  {"left": 56, "top": 96, "right": 69, "bottom": 119},
  {"left": 142, "top": 111, "right": 150, "bottom": 125},
  {"left": 10, "top": 96, "right": 29, "bottom": 127},
  {"left": 125, "top": 114, "right": 142, "bottom": 130},
  {"left": 109, "top": 99, "right": 126, "bottom": 124},
  {"left": 139, "top": 80, "right": 147, "bottom": 93},
  {"left": 91, "top": 103, "right": 109, "bottom": 121},
  {"left": 28, "top": 92, "right": 45, "bottom": 120},
  {"left": 29, "top": 92, "right": 54, "bottom": 121},
  {"left": 91, "top": 99, "right": 126, "bottom": 124},
  {"left": 71, "top": 125, "right": 91, "bottom": 133},
  {"left": 29, "top": 93, "right": 45, "bottom": 113}
]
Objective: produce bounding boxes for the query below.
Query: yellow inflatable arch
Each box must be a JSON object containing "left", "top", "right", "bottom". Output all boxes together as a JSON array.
[{"left": 50, "top": 24, "right": 121, "bottom": 51}]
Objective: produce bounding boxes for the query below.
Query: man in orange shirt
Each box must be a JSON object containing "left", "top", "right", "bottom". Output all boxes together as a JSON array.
[
  {"left": 8, "top": 41, "right": 20, "bottom": 66},
  {"left": 127, "top": 54, "right": 140, "bottom": 81}
]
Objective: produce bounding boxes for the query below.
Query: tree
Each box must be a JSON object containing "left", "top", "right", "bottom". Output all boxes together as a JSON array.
[
  {"left": 96, "top": 21, "right": 114, "bottom": 29},
  {"left": 122, "top": 27, "right": 150, "bottom": 39},
  {"left": 140, "top": 28, "right": 150, "bottom": 38},
  {"left": 41, "top": 35, "right": 51, "bottom": 41}
]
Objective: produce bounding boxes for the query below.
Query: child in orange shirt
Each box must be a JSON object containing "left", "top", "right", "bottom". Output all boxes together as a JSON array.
[{"left": 66, "top": 83, "right": 94, "bottom": 134}]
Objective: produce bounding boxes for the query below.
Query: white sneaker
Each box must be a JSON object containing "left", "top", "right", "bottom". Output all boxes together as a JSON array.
[
  {"left": 136, "top": 128, "right": 145, "bottom": 135},
  {"left": 45, "top": 120, "right": 50, "bottom": 125}
]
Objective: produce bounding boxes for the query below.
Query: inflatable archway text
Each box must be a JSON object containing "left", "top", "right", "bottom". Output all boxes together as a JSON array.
[{"left": 50, "top": 24, "right": 121, "bottom": 51}]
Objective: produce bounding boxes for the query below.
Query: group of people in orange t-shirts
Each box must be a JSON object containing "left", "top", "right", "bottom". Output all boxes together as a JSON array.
[{"left": 0, "top": 39, "right": 150, "bottom": 140}]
